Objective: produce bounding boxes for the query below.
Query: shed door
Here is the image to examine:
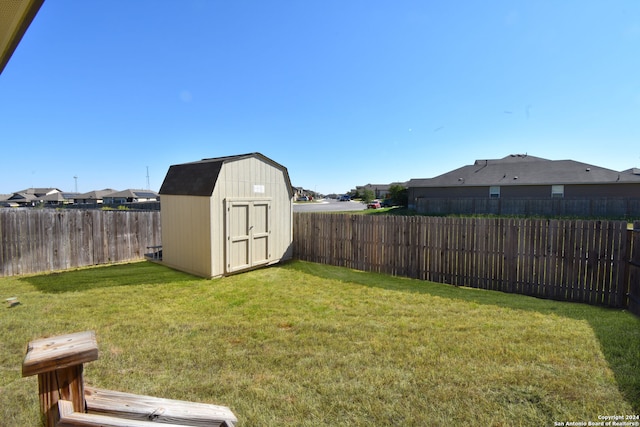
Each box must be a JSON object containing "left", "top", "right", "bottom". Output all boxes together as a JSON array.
[{"left": 225, "top": 199, "right": 271, "bottom": 273}]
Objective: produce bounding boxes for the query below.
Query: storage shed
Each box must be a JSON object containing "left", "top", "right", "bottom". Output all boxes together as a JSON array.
[{"left": 158, "top": 153, "right": 294, "bottom": 278}]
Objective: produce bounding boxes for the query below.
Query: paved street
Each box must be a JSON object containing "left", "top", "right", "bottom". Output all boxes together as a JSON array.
[{"left": 293, "top": 198, "right": 367, "bottom": 212}]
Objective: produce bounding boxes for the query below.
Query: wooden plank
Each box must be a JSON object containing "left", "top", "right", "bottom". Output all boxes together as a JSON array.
[
  {"left": 598, "top": 221, "right": 614, "bottom": 306},
  {"left": 477, "top": 219, "right": 488, "bottom": 289},
  {"left": 534, "top": 219, "right": 545, "bottom": 298},
  {"left": 560, "top": 220, "right": 575, "bottom": 302},
  {"left": 627, "top": 222, "right": 640, "bottom": 314},
  {"left": 463, "top": 218, "right": 473, "bottom": 287},
  {"left": 426, "top": 217, "right": 437, "bottom": 283},
  {"left": 504, "top": 219, "right": 518, "bottom": 293},
  {"left": 554, "top": 221, "right": 573, "bottom": 300},
  {"left": 453, "top": 217, "right": 462, "bottom": 286},
  {"left": 409, "top": 216, "right": 419, "bottom": 279},
  {"left": 418, "top": 216, "right": 427, "bottom": 280},
  {"left": 608, "top": 221, "right": 626, "bottom": 307},
  {"left": 22, "top": 331, "right": 98, "bottom": 377},
  {"left": 585, "top": 220, "right": 599, "bottom": 304},
  {"left": 583, "top": 219, "right": 596, "bottom": 304},
  {"left": 84, "top": 387, "right": 237, "bottom": 427},
  {"left": 402, "top": 216, "right": 409, "bottom": 277},
  {"left": 609, "top": 221, "right": 627, "bottom": 307},
  {"left": 57, "top": 399, "right": 197, "bottom": 427},
  {"left": 496, "top": 218, "right": 507, "bottom": 292},
  {"left": 520, "top": 219, "right": 533, "bottom": 296},
  {"left": 486, "top": 218, "right": 497, "bottom": 290},
  {"left": 441, "top": 218, "right": 451, "bottom": 285},
  {"left": 461, "top": 218, "right": 471, "bottom": 287},
  {"left": 545, "top": 220, "right": 560, "bottom": 300}
]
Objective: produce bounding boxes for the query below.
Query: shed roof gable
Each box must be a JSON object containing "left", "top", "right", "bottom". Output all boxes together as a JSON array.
[{"left": 159, "top": 152, "right": 292, "bottom": 197}]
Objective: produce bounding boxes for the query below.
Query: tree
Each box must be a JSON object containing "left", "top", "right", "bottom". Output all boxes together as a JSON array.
[
  {"left": 388, "top": 184, "right": 408, "bottom": 207},
  {"left": 360, "top": 188, "right": 375, "bottom": 204}
]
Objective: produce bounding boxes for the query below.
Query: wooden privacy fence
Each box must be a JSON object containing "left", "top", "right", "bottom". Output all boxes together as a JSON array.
[
  {"left": 0, "top": 209, "right": 161, "bottom": 277},
  {"left": 1, "top": 209, "right": 638, "bottom": 312},
  {"left": 294, "top": 213, "right": 637, "bottom": 309}
]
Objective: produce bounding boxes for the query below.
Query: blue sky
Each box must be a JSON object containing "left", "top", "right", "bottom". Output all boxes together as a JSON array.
[{"left": 1, "top": 1, "right": 639, "bottom": 195}]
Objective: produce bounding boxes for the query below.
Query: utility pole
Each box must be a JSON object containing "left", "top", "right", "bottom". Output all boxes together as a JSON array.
[
  {"left": 73, "top": 175, "right": 78, "bottom": 193},
  {"left": 146, "top": 167, "right": 150, "bottom": 190}
]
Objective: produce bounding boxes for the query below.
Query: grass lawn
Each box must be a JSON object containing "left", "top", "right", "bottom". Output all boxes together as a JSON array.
[{"left": 1, "top": 260, "right": 639, "bottom": 426}]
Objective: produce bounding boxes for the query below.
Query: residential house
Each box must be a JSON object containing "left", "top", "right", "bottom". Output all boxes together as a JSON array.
[
  {"left": 407, "top": 154, "right": 640, "bottom": 217},
  {"left": 0, "top": 194, "right": 17, "bottom": 207},
  {"left": 4, "top": 188, "right": 62, "bottom": 207},
  {"left": 355, "top": 182, "right": 407, "bottom": 200},
  {"left": 39, "top": 192, "right": 79, "bottom": 206},
  {"left": 103, "top": 189, "right": 159, "bottom": 205},
  {"left": 75, "top": 189, "right": 117, "bottom": 205}
]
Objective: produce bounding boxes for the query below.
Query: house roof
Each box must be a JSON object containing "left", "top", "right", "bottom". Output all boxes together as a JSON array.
[
  {"left": 408, "top": 154, "right": 640, "bottom": 188},
  {"left": 0, "top": 0, "right": 44, "bottom": 74},
  {"left": 76, "top": 189, "right": 117, "bottom": 200},
  {"left": 104, "top": 189, "right": 159, "bottom": 199},
  {"left": 159, "top": 152, "right": 293, "bottom": 197},
  {"left": 40, "top": 192, "right": 79, "bottom": 202},
  {"left": 15, "top": 187, "right": 61, "bottom": 196},
  {"left": 356, "top": 182, "right": 408, "bottom": 191},
  {"left": 8, "top": 192, "right": 38, "bottom": 202}
]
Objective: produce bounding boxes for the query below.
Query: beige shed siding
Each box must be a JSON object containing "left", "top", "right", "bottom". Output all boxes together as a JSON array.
[
  {"left": 210, "top": 157, "right": 293, "bottom": 276},
  {"left": 161, "top": 195, "right": 214, "bottom": 277}
]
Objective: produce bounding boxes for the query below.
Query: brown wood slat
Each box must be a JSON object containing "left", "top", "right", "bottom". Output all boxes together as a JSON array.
[
  {"left": 84, "top": 387, "right": 237, "bottom": 427},
  {"left": 628, "top": 221, "right": 640, "bottom": 314},
  {"left": 58, "top": 398, "right": 236, "bottom": 427}
]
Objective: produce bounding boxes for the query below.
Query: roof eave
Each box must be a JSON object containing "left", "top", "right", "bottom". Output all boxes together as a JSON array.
[{"left": 0, "top": 0, "right": 45, "bottom": 75}]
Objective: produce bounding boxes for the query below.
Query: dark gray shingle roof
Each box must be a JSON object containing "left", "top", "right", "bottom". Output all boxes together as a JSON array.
[{"left": 409, "top": 154, "right": 640, "bottom": 187}]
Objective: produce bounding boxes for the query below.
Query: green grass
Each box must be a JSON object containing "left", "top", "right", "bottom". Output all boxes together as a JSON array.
[{"left": 1, "top": 260, "right": 639, "bottom": 426}]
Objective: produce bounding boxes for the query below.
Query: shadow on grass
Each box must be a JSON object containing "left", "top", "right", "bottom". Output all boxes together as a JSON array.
[
  {"left": 19, "top": 262, "right": 197, "bottom": 293},
  {"left": 286, "top": 260, "right": 640, "bottom": 412}
]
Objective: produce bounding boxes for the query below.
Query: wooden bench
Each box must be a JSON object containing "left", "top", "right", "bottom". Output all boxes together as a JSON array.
[{"left": 23, "top": 331, "right": 237, "bottom": 427}]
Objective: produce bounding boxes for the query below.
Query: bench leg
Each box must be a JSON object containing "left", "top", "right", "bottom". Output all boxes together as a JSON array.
[{"left": 38, "top": 365, "right": 86, "bottom": 427}]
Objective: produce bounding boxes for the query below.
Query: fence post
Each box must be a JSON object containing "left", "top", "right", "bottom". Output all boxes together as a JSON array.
[{"left": 627, "top": 221, "right": 640, "bottom": 316}]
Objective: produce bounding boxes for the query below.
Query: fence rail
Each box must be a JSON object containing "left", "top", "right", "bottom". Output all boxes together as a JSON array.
[
  {"left": 294, "top": 213, "right": 635, "bottom": 308},
  {"left": 0, "top": 209, "right": 161, "bottom": 277}
]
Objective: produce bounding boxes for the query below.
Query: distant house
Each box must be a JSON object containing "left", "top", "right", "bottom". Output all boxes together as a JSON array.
[
  {"left": 39, "top": 192, "right": 79, "bottom": 206},
  {"left": 4, "top": 188, "right": 62, "bottom": 207},
  {"left": 408, "top": 154, "right": 640, "bottom": 216},
  {"left": 355, "top": 182, "right": 407, "bottom": 200},
  {"left": 103, "top": 189, "right": 159, "bottom": 204},
  {"left": 75, "top": 189, "right": 117, "bottom": 205},
  {"left": 0, "top": 194, "right": 17, "bottom": 207}
]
